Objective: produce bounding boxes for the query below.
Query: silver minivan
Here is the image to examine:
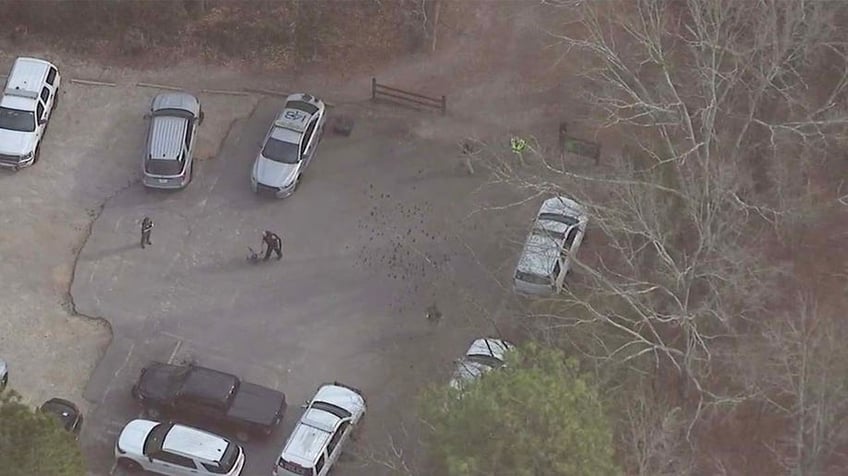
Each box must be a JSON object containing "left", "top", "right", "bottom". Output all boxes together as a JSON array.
[
  {"left": 513, "top": 196, "right": 588, "bottom": 295},
  {"left": 142, "top": 93, "right": 202, "bottom": 190}
]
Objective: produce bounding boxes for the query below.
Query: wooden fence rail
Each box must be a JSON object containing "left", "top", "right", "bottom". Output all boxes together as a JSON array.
[{"left": 371, "top": 78, "right": 446, "bottom": 115}]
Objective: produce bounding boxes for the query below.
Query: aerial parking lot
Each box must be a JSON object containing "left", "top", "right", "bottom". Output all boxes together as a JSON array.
[{"left": 0, "top": 61, "right": 527, "bottom": 474}]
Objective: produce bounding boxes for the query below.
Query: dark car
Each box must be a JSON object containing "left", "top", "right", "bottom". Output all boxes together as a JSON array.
[
  {"left": 40, "top": 398, "right": 83, "bottom": 437},
  {"left": 131, "top": 362, "right": 286, "bottom": 438}
]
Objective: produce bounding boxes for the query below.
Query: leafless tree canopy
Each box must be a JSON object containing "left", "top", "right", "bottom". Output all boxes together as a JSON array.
[{"left": 476, "top": 0, "right": 848, "bottom": 472}]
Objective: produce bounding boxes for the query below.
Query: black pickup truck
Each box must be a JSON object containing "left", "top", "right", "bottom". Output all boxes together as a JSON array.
[{"left": 131, "top": 362, "right": 286, "bottom": 437}]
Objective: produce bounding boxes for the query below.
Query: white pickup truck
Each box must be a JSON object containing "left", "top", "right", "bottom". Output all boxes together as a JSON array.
[{"left": 0, "top": 57, "right": 60, "bottom": 169}]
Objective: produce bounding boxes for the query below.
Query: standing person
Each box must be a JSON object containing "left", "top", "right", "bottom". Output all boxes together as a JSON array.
[
  {"left": 140, "top": 216, "right": 153, "bottom": 249},
  {"left": 262, "top": 230, "right": 282, "bottom": 261}
]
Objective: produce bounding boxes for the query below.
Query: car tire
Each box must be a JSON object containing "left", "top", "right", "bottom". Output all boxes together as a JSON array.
[
  {"left": 32, "top": 146, "right": 40, "bottom": 164},
  {"left": 118, "top": 459, "right": 142, "bottom": 473},
  {"left": 52, "top": 93, "right": 59, "bottom": 112}
]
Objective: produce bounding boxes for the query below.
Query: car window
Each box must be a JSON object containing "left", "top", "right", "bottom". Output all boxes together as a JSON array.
[
  {"left": 563, "top": 228, "right": 579, "bottom": 250},
  {"left": 46, "top": 67, "right": 57, "bottom": 85},
  {"left": 155, "top": 451, "right": 196, "bottom": 468},
  {"left": 184, "top": 122, "right": 193, "bottom": 149},
  {"left": 327, "top": 421, "right": 349, "bottom": 455},
  {"left": 36, "top": 102, "right": 44, "bottom": 121},
  {"left": 302, "top": 119, "right": 318, "bottom": 155},
  {"left": 40, "top": 87, "right": 50, "bottom": 102},
  {"left": 315, "top": 454, "right": 325, "bottom": 473}
]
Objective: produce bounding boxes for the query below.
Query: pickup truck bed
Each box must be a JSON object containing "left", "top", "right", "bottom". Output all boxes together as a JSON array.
[{"left": 228, "top": 382, "right": 286, "bottom": 429}]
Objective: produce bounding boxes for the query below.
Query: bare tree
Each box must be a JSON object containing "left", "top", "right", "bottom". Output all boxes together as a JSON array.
[
  {"left": 454, "top": 4, "right": 848, "bottom": 470},
  {"left": 506, "top": 0, "right": 848, "bottom": 397},
  {"left": 757, "top": 293, "right": 848, "bottom": 475}
]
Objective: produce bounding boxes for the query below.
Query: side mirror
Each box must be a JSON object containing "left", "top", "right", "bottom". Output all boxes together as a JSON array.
[
  {"left": 197, "top": 110, "right": 205, "bottom": 125},
  {"left": 300, "top": 400, "right": 311, "bottom": 409},
  {"left": 38, "top": 118, "right": 47, "bottom": 125}
]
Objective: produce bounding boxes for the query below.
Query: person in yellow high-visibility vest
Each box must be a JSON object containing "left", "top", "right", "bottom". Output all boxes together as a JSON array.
[{"left": 511, "top": 136, "right": 527, "bottom": 164}]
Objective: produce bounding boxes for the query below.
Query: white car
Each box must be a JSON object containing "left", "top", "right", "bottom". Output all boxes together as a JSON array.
[
  {"left": 513, "top": 196, "right": 588, "bottom": 295},
  {"left": 115, "top": 419, "right": 244, "bottom": 475},
  {"left": 251, "top": 93, "right": 326, "bottom": 198},
  {"left": 274, "top": 382, "right": 366, "bottom": 476},
  {"left": 0, "top": 57, "right": 60, "bottom": 169},
  {"left": 450, "top": 338, "right": 514, "bottom": 389}
]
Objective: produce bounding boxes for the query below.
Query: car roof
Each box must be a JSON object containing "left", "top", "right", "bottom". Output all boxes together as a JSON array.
[
  {"left": 163, "top": 424, "right": 230, "bottom": 463},
  {"left": 516, "top": 230, "right": 562, "bottom": 276},
  {"left": 149, "top": 116, "right": 188, "bottom": 160},
  {"left": 269, "top": 125, "right": 301, "bottom": 145},
  {"left": 280, "top": 417, "right": 333, "bottom": 467},
  {"left": 274, "top": 108, "right": 311, "bottom": 134},
  {"left": 152, "top": 92, "right": 199, "bottom": 115},
  {"left": 179, "top": 366, "right": 238, "bottom": 406},
  {"left": 4, "top": 57, "right": 51, "bottom": 99}
]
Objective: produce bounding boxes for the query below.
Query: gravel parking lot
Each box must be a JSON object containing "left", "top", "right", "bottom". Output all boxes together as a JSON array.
[{"left": 0, "top": 48, "right": 536, "bottom": 474}]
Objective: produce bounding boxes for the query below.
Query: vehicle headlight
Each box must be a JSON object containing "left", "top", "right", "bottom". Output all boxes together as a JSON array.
[{"left": 22, "top": 151, "right": 32, "bottom": 160}]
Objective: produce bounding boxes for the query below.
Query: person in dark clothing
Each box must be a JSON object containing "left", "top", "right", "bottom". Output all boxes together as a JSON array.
[
  {"left": 140, "top": 216, "right": 153, "bottom": 249},
  {"left": 262, "top": 230, "right": 282, "bottom": 261}
]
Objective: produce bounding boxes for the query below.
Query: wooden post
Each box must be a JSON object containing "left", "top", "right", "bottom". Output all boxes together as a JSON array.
[
  {"left": 371, "top": 77, "right": 377, "bottom": 102},
  {"left": 559, "top": 121, "right": 568, "bottom": 156}
]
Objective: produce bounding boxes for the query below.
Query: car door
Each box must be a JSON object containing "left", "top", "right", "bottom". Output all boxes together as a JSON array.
[
  {"left": 39, "top": 85, "right": 53, "bottom": 120},
  {"left": 35, "top": 100, "right": 46, "bottom": 142},
  {"left": 151, "top": 450, "right": 199, "bottom": 475},
  {"left": 176, "top": 398, "right": 225, "bottom": 425},
  {"left": 323, "top": 420, "right": 351, "bottom": 473},
  {"left": 185, "top": 116, "right": 198, "bottom": 162}
]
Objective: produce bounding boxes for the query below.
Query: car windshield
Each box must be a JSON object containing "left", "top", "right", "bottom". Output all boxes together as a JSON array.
[
  {"left": 539, "top": 212, "right": 578, "bottom": 226},
  {"left": 287, "top": 100, "right": 319, "bottom": 115},
  {"left": 515, "top": 270, "right": 550, "bottom": 285},
  {"left": 146, "top": 157, "right": 185, "bottom": 176},
  {"left": 215, "top": 443, "right": 239, "bottom": 473},
  {"left": 0, "top": 107, "right": 35, "bottom": 132},
  {"left": 262, "top": 137, "right": 299, "bottom": 164},
  {"left": 312, "top": 400, "right": 352, "bottom": 419},
  {"left": 153, "top": 108, "right": 195, "bottom": 120},
  {"left": 143, "top": 422, "right": 173, "bottom": 455}
]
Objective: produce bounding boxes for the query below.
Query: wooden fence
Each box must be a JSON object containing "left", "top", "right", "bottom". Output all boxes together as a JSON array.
[{"left": 371, "top": 78, "right": 446, "bottom": 115}]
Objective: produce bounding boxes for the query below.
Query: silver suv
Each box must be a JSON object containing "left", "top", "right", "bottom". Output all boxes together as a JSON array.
[
  {"left": 513, "top": 196, "right": 588, "bottom": 295},
  {"left": 0, "top": 57, "right": 60, "bottom": 169},
  {"left": 142, "top": 93, "right": 202, "bottom": 189},
  {"left": 274, "top": 382, "right": 365, "bottom": 476},
  {"left": 251, "top": 93, "right": 326, "bottom": 198}
]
